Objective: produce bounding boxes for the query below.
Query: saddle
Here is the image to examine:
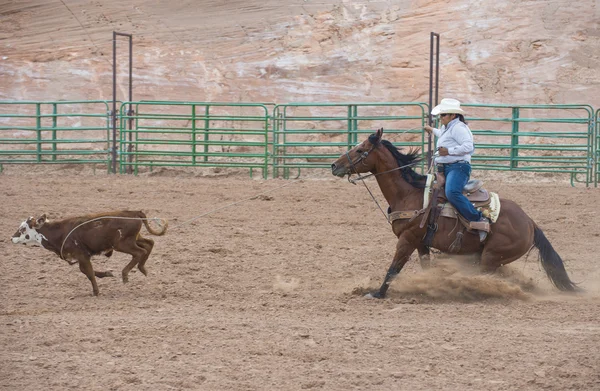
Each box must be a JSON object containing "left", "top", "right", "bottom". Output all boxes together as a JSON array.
[
  {"left": 387, "top": 174, "right": 501, "bottom": 251},
  {"left": 421, "top": 173, "right": 499, "bottom": 250},
  {"left": 434, "top": 172, "right": 490, "bottom": 204}
]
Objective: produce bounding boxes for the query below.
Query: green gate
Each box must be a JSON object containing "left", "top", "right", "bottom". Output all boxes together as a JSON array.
[
  {"left": 272, "top": 103, "right": 429, "bottom": 178},
  {"left": 118, "top": 101, "right": 271, "bottom": 178},
  {"left": 460, "top": 104, "right": 595, "bottom": 186},
  {"left": 0, "top": 100, "right": 112, "bottom": 171}
]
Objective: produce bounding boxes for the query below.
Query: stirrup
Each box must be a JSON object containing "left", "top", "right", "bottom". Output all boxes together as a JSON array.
[{"left": 469, "top": 220, "right": 490, "bottom": 232}]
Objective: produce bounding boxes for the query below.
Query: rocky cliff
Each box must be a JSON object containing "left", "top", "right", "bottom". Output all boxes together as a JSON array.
[{"left": 1, "top": 0, "right": 599, "bottom": 107}]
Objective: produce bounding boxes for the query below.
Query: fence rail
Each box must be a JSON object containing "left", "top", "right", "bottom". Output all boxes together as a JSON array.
[{"left": 0, "top": 100, "right": 597, "bottom": 185}]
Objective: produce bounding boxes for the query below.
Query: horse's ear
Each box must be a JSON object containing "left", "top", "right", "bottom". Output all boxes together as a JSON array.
[{"left": 375, "top": 128, "right": 383, "bottom": 140}]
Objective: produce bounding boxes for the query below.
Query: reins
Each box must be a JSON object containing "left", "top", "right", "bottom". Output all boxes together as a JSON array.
[
  {"left": 342, "top": 127, "right": 433, "bottom": 225},
  {"left": 347, "top": 161, "right": 422, "bottom": 184},
  {"left": 346, "top": 159, "right": 421, "bottom": 224}
]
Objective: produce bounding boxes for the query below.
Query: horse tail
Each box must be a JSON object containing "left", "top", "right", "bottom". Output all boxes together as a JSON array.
[{"left": 533, "top": 226, "right": 578, "bottom": 291}]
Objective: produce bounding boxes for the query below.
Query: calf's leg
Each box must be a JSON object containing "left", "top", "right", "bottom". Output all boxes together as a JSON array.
[
  {"left": 78, "top": 256, "right": 100, "bottom": 296},
  {"left": 115, "top": 239, "right": 148, "bottom": 283},
  {"left": 136, "top": 236, "right": 154, "bottom": 276}
]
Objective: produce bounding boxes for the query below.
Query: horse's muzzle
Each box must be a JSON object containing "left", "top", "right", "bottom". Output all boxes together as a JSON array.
[{"left": 331, "top": 163, "right": 347, "bottom": 177}]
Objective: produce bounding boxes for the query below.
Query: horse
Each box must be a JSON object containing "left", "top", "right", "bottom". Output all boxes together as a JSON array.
[{"left": 331, "top": 128, "right": 578, "bottom": 298}]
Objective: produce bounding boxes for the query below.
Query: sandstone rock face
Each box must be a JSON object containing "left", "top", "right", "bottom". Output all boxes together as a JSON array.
[{"left": 1, "top": 1, "right": 598, "bottom": 107}]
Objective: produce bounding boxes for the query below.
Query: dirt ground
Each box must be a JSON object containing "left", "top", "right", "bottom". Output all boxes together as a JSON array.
[{"left": 1, "top": 168, "right": 599, "bottom": 390}]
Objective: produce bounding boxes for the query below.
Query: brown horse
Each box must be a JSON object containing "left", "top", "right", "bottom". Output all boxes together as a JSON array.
[{"left": 331, "top": 128, "right": 577, "bottom": 298}]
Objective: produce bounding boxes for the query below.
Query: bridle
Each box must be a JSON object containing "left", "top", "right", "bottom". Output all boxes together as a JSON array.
[
  {"left": 344, "top": 144, "right": 374, "bottom": 173},
  {"left": 343, "top": 142, "right": 419, "bottom": 223},
  {"left": 337, "top": 127, "right": 426, "bottom": 225},
  {"left": 345, "top": 142, "right": 419, "bottom": 184}
]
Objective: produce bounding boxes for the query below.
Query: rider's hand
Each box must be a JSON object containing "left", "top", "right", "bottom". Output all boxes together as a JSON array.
[
  {"left": 438, "top": 147, "right": 449, "bottom": 156},
  {"left": 424, "top": 125, "right": 434, "bottom": 134}
]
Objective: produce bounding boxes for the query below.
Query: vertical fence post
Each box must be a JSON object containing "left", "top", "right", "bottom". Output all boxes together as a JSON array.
[
  {"left": 263, "top": 106, "right": 269, "bottom": 179},
  {"left": 112, "top": 32, "right": 117, "bottom": 173},
  {"left": 203, "top": 105, "right": 210, "bottom": 163},
  {"left": 272, "top": 107, "right": 281, "bottom": 179},
  {"left": 35, "top": 103, "right": 41, "bottom": 163},
  {"left": 190, "top": 104, "right": 196, "bottom": 165},
  {"left": 112, "top": 31, "right": 133, "bottom": 174},
  {"left": 428, "top": 32, "right": 440, "bottom": 171},
  {"left": 351, "top": 105, "right": 358, "bottom": 145},
  {"left": 347, "top": 105, "right": 353, "bottom": 149},
  {"left": 51, "top": 103, "right": 57, "bottom": 161},
  {"left": 127, "top": 35, "right": 133, "bottom": 174},
  {"left": 510, "top": 107, "right": 520, "bottom": 169},
  {"left": 591, "top": 109, "right": 600, "bottom": 187}
]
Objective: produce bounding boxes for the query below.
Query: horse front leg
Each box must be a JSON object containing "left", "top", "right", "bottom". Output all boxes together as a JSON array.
[
  {"left": 370, "top": 237, "right": 416, "bottom": 299},
  {"left": 417, "top": 244, "right": 431, "bottom": 270}
]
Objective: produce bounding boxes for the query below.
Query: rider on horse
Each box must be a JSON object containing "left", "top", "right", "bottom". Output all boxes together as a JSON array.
[{"left": 424, "top": 98, "right": 491, "bottom": 242}]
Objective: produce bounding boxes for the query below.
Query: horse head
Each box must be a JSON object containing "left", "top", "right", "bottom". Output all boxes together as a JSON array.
[{"left": 331, "top": 128, "right": 383, "bottom": 177}]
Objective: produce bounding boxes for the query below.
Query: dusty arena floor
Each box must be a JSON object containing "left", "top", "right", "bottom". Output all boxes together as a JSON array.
[{"left": 1, "top": 169, "right": 599, "bottom": 390}]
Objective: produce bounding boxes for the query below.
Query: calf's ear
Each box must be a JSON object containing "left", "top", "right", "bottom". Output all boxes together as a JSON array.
[
  {"left": 26, "top": 216, "right": 35, "bottom": 228},
  {"left": 36, "top": 214, "right": 47, "bottom": 228}
]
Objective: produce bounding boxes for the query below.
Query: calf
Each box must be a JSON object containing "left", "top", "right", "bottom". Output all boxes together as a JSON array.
[{"left": 11, "top": 211, "right": 168, "bottom": 296}]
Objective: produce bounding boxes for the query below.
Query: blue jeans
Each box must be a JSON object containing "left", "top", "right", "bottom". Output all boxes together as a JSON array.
[{"left": 443, "top": 162, "right": 482, "bottom": 222}]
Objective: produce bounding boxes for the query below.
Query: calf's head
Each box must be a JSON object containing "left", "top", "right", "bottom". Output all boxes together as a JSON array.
[{"left": 12, "top": 215, "right": 48, "bottom": 246}]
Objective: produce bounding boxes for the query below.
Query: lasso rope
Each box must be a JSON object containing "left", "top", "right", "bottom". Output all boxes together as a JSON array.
[
  {"left": 58, "top": 174, "right": 313, "bottom": 260},
  {"left": 59, "top": 128, "right": 424, "bottom": 258}
]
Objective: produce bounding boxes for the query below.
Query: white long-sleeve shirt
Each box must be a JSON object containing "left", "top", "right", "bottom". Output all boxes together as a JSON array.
[{"left": 432, "top": 118, "right": 474, "bottom": 164}]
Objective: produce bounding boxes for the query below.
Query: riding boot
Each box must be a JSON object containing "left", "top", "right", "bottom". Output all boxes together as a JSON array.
[
  {"left": 469, "top": 217, "right": 490, "bottom": 243},
  {"left": 478, "top": 230, "right": 488, "bottom": 242}
]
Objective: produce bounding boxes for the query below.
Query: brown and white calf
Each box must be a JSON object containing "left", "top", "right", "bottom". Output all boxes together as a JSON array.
[{"left": 11, "top": 211, "right": 168, "bottom": 296}]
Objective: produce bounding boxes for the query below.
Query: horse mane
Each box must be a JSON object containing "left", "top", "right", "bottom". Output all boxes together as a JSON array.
[{"left": 369, "top": 135, "right": 427, "bottom": 188}]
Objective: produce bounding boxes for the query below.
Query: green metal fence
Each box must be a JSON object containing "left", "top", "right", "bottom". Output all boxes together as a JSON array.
[
  {"left": 0, "top": 101, "right": 112, "bottom": 171},
  {"left": 118, "top": 101, "right": 271, "bottom": 178},
  {"left": 596, "top": 108, "right": 600, "bottom": 187},
  {"left": 460, "top": 104, "right": 595, "bottom": 186},
  {"left": 272, "top": 103, "right": 429, "bottom": 178},
  {"left": 0, "top": 100, "right": 597, "bottom": 186}
]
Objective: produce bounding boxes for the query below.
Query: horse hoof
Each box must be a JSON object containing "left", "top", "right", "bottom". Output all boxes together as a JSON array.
[
  {"left": 364, "top": 291, "right": 385, "bottom": 299},
  {"left": 106, "top": 270, "right": 114, "bottom": 277}
]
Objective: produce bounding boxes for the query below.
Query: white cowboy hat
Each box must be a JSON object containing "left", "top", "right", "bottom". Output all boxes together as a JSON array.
[{"left": 430, "top": 98, "right": 465, "bottom": 115}]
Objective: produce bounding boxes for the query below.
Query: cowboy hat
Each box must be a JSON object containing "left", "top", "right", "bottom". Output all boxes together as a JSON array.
[{"left": 430, "top": 98, "right": 465, "bottom": 115}]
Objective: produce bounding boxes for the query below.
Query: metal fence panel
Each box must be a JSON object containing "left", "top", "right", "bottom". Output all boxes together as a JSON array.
[
  {"left": 272, "top": 103, "right": 429, "bottom": 178},
  {"left": 0, "top": 101, "right": 112, "bottom": 171},
  {"left": 0, "top": 100, "right": 596, "bottom": 186},
  {"left": 459, "top": 104, "right": 595, "bottom": 186},
  {"left": 118, "top": 101, "right": 271, "bottom": 178}
]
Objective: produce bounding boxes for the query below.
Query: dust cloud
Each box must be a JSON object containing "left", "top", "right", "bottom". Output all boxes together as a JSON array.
[{"left": 355, "top": 258, "right": 538, "bottom": 302}]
